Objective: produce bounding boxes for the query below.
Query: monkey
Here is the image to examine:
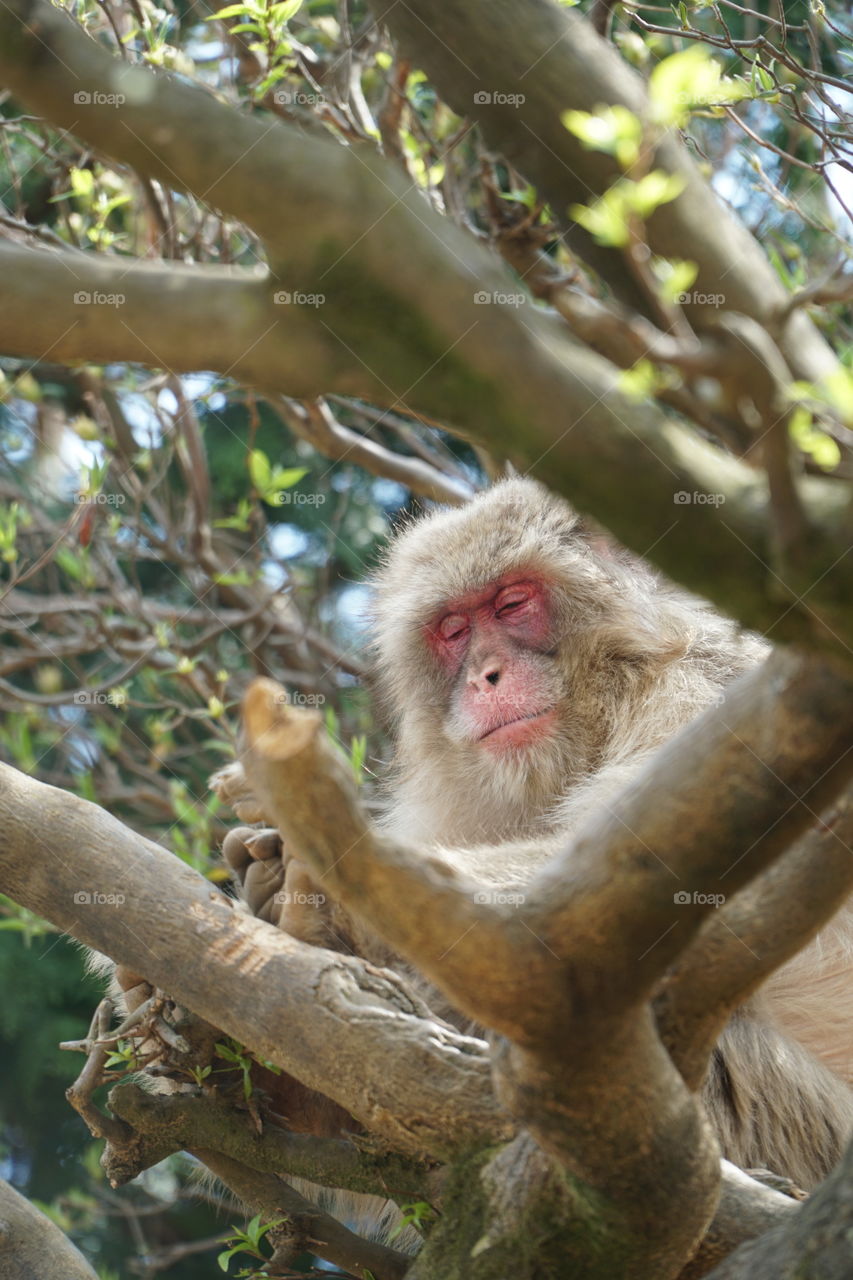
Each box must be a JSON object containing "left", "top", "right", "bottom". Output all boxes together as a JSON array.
[{"left": 219, "top": 476, "right": 853, "bottom": 1195}]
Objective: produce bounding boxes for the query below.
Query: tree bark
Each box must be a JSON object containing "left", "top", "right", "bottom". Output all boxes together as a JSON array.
[{"left": 0, "top": 1179, "right": 99, "bottom": 1280}]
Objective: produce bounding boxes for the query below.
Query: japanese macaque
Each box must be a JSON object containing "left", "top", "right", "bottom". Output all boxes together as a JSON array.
[{"left": 220, "top": 477, "right": 853, "bottom": 1194}]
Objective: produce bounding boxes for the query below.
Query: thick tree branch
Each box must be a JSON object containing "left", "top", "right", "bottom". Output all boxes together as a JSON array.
[
  {"left": 0, "top": 1179, "right": 99, "bottom": 1280},
  {"left": 702, "top": 1140, "right": 853, "bottom": 1278},
  {"left": 678, "top": 1163, "right": 798, "bottom": 1280},
  {"left": 0, "top": 244, "right": 333, "bottom": 395},
  {"left": 106, "top": 1084, "right": 431, "bottom": 1201},
  {"left": 372, "top": 0, "right": 838, "bottom": 387},
  {"left": 2, "top": 2, "right": 853, "bottom": 645},
  {"left": 0, "top": 762, "right": 503, "bottom": 1161},
  {"left": 239, "top": 654, "right": 853, "bottom": 1044},
  {"left": 233, "top": 653, "right": 853, "bottom": 1271},
  {"left": 656, "top": 795, "right": 853, "bottom": 1087}
]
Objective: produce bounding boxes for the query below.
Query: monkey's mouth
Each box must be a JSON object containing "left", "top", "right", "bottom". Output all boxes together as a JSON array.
[{"left": 478, "top": 707, "right": 557, "bottom": 749}]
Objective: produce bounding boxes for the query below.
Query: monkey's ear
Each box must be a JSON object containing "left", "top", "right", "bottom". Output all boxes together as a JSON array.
[{"left": 567, "top": 514, "right": 621, "bottom": 561}]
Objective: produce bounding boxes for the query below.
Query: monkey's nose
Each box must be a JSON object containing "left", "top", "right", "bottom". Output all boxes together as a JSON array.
[{"left": 468, "top": 658, "right": 503, "bottom": 691}]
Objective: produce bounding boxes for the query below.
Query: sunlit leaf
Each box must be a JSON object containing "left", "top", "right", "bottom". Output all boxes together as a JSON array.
[
  {"left": 561, "top": 105, "right": 642, "bottom": 168},
  {"left": 650, "top": 45, "right": 750, "bottom": 128}
]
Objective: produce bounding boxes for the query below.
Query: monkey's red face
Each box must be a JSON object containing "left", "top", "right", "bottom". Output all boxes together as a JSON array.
[{"left": 426, "top": 576, "right": 561, "bottom": 752}]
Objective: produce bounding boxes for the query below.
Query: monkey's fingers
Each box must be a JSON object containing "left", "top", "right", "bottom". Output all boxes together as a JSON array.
[
  {"left": 222, "top": 825, "right": 283, "bottom": 877},
  {"left": 276, "top": 859, "right": 330, "bottom": 942},
  {"left": 209, "top": 761, "right": 269, "bottom": 824},
  {"left": 221, "top": 825, "right": 337, "bottom": 944},
  {"left": 243, "top": 855, "right": 288, "bottom": 925},
  {"left": 222, "top": 826, "right": 287, "bottom": 921}
]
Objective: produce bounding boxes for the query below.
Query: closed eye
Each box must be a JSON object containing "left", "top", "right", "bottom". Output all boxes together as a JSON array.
[
  {"left": 438, "top": 614, "right": 469, "bottom": 642},
  {"left": 495, "top": 587, "right": 531, "bottom": 616}
]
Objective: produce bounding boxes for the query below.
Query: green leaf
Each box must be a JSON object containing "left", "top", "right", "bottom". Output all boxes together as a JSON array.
[
  {"left": 271, "top": 0, "right": 303, "bottom": 20},
  {"left": 206, "top": 2, "right": 250, "bottom": 18},
  {"left": 55, "top": 546, "right": 85, "bottom": 582},
  {"left": 789, "top": 407, "right": 841, "bottom": 469},
  {"left": 269, "top": 465, "right": 308, "bottom": 492},
  {"left": 753, "top": 61, "right": 775, "bottom": 92},
  {"left": 561, "top": 105, "right": 642, "bottom": 169},
  {"left": 570, "top": 171, "right": 684, "bottom": 247},
  {"left": 649, "top": 45, "right": 750, "bottom": 128},
  {"left": 625, "top": 169, "right": 686, "bottom": 217},
  {"left": 618, "top": 359, "right": 662, "bottom": 401},
  {"left": 248, "top": 449, "right": 273, "bottom": 492},
  {"left": 214, "top": 499, "right": 253, "bottom": 532},
  {"left": 824, "top": 369, "right": 853, "bottom": 425},
  {"left": 789, "top": 370, "right": 853, "bottom": 427},
  {"left": 570, "top": 191, "right": 630, "bottom": 247},
  {"left": 349, "top": 734, "right": 367, "bottom": 783},
  {"left": 653, "top": 256, "right": 699, "bottom": 304},
  {"left": 69, "top": 167, "right": 95, "bottom": 199}
]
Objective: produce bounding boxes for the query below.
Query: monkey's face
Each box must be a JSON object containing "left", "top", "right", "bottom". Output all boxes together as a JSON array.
[{"left": 425, "top": 573, "right": 563, "bottom": 753}]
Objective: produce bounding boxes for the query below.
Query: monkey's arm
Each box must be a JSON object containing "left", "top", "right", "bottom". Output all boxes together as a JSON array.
[{"left": 212, "top": 747, "right": 655, "bottom": 896}]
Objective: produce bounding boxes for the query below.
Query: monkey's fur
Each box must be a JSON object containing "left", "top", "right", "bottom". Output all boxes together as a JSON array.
[{"left": 222, "top": 477, "right": 853, "bottom": 1194}]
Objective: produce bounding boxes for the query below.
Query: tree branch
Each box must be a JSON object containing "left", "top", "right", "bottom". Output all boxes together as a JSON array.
[
  {"left": 274, "top": 398, "right": 474, "bottom": 506},
  {"left": 372, "top": 0, "right": 839, "bottom": 387},
  {"left": 0, "top": 762, "right": 503, "bottom": 1161},
  {"left": 2, "top": 1, "right": 853, "bottom": 645},
  {"left": 701, "top": 1141, "right": 853, "bottom": 1278},
  {"left": 678, "top": 1162, "right": 798, "bottom": 1280},
  {"left": 105, "top": 1084, "right": 431, "bottom": 1202},
  {"left": 0, "top": 1178, "right": 99, "bottom": 1280},
  {"left": 238, "top": 654, "right": 853, "bottom": 1044},
  {"left": 197, "top": 1152, "right": 411, "bottom": 1280},
  {"left": 656, "top": 795, "right": 853, "bottom": 1087}
]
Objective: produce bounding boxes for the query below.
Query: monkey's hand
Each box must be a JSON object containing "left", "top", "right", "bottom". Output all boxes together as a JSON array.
[
  {"left": 222, "top": 826, "right": 356, "bottom": 953},
  {"left": 209, "top": 761, "right": 269, "bottom": 825}
]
